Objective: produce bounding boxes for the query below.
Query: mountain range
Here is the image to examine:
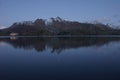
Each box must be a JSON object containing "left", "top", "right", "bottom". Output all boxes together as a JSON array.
[{"left": 0, "top": 17, "right": 120, "bottom": 36}]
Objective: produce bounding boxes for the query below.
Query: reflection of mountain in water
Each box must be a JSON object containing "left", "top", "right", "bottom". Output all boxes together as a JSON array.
[{"left": 0, "top": 37, "right": 120, "bottom": 54}]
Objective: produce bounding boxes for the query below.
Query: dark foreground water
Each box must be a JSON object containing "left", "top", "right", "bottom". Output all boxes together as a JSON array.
[{"left": 0, "top": 37, "right": 120, "bottom": 80}]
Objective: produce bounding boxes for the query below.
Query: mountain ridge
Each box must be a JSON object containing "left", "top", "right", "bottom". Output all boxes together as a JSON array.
[{"left": 0, "top": 17, "right": 120, "bottom": 36}]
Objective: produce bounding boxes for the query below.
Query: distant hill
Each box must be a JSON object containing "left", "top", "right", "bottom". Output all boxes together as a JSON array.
[{"left": 0, "top": 17, "right": 120, "bottom": 36}]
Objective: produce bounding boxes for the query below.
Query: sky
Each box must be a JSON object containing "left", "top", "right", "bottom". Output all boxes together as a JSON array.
[{"left": 0, "top": 0, "right": 120, "bottom": 28}]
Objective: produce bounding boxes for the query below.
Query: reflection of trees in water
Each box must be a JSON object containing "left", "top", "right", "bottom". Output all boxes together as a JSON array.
[{"left": 0, "top": 37, "right": 120, "bottom": 54}]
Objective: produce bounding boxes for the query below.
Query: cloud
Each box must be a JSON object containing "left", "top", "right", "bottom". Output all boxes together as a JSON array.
[
  {"left": 93, "top": 17, "right": 111, "bottom": 23},
  {"left": 0, "top": 26, "right": 7, "bottom": 29},
  {"left": 99, "top": 17, "right": 111, "bottom": 22},
  {"left": 118, "top": 20, "right": 120, "bottom": 23},
  {"left": 113, "top": 14, "right": 120, "bottom": 18}
]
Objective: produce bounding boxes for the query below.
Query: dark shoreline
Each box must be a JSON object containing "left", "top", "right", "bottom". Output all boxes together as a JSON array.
[{"left": 0, "top": 35, "right": 120, "bottom": 38}]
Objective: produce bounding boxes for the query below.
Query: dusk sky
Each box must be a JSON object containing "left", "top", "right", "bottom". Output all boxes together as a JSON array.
[{"left": 0, "top": 0, "right": 120, "bottom": 28}]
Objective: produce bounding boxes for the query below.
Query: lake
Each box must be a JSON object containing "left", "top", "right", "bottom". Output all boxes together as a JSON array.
[{"left": 0, "top": 36, "right": 120, "bottom": 80}]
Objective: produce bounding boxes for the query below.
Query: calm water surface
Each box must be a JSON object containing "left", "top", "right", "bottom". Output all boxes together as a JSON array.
[{"left": 0, "top": 37, "right": 120, "bottom": 80}]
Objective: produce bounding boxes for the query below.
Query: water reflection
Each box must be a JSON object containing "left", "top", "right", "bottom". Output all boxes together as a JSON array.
[
  {"left": 0, "top": 37, "right": 120, "bottom": 80},
  {"left": 0, "top": 37, "right": 120, "bottom": 54}
]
